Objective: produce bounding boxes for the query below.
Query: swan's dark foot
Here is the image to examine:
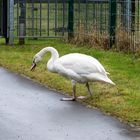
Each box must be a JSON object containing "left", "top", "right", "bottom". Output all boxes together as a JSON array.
[{"left": 60, "top": 97, "right": 76, "bottom": 101}]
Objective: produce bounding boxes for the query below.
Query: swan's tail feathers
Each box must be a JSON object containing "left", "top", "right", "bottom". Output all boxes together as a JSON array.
[
  {"left": 106, "top": 72, "right": 110, "bottom": 75},
  {"left": 84, "top": 73, "right": 115, "bottom": 85},
  {"left": 105, "top": 77, "right": 116, "bottom": 85}
]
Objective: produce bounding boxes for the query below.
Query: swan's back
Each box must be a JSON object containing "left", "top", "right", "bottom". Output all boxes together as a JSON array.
[{"left": 56, "top": 53, "right": 107, "bottom": 75}]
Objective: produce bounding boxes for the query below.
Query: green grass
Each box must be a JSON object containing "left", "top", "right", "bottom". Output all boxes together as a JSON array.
[{"left": 0, "top": 38, "right": 140, "bottom": 127}]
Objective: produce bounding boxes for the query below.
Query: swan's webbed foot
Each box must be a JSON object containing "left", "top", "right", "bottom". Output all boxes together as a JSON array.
[
  {"left": 60, "top": 80, "right": 77, "bottom": 101},
  {"left": 77, "top": 95, "right": 91, "bottom": 100},
  {"left": 60, "top": 97, "right": 76, "bottom": 101}
]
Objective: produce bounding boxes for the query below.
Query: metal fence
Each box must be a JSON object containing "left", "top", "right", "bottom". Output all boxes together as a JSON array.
[
  {"left": 71, "top": 0, "right": 140, "bottom": 52},
  {"left": 13, "top": 0, "right": 110, "bottom": 39},
  {"left": 6, "top": 0, "right": 140, "bottom": 52},
  {"left": 116, "top": 0, "right": 140, "bottom": 52},
  {"left": 14, "top": 0, "right": 68, "bottom": 38}
]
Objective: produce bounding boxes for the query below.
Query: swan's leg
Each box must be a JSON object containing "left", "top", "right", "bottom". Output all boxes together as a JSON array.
[
  {"left": 77, "top": 82, "right": 93, "bottom": 100},
  {"left": 72, "top": 80, "right": 77, "bottom": 99},
  {"left": 86, "top": 82, "right": 93, "bottom": 97},
  {"left": 60, "top": 80, "right": 76, "bottom": 101}
]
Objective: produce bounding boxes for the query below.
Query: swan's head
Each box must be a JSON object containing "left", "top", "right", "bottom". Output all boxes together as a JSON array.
[{"left": 30, "top": 54, "right": 42, "bottom": 71}]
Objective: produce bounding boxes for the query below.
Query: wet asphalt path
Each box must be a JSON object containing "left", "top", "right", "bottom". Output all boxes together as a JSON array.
[{"left": 0, "top": 67, "right": 139, "bottom": 140}]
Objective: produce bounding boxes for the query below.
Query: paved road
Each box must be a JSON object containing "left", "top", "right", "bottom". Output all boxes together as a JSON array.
[{"left": 0, "top": 67, "right": 139, "bottom": 140}]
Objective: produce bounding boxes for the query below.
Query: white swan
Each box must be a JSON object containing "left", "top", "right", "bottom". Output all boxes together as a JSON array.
[{"left": 31, "top": 47, "right": 115, "bottom": 101}]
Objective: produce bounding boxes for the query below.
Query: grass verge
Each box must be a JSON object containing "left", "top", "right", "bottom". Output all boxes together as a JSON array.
[{"left": 0, "top": 39, "right": 140, "bottom": 127}]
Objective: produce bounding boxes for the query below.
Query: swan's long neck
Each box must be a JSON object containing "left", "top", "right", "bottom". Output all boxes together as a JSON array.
[
  {"left": 37, "top": 47, "right": 59, "bottom": 72},
  {"left": 38, "top": 47, "right": 59, "bottom": 62}
]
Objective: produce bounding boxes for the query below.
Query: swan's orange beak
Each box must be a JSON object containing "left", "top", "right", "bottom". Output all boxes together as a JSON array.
[{"left": 30, "top": 63, "right": 36, "bottom": 71}]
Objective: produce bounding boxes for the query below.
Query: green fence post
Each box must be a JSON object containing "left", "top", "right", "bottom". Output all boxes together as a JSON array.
[
  {"left": 131, "top": 0, "right": 135, "bottom": 32},
  {"left": 8, "top": 0, "right": 14, "bottom": 45},
  {"left": 19, "top": 2, "right": 26, "bottom": 45},
  {"left": 0, "top": 1, "right": 1, "bottom": 36},
  {"left": 3, "top": 0, "right": 9, "bottom": 44},
  {"left": 109, "top": 0, "right": 117, "bottom": 48},
  {"left": 68, "top": 0, "right": 74, "bottom": 40}
]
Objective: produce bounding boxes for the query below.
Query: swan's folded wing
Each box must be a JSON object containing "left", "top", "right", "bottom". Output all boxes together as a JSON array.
[
  {"left": 57, "top": 53, "right": 107, "bottom": 75},
  {"left": 54, "top": 63, "right": 82, "bottom": 81}
]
